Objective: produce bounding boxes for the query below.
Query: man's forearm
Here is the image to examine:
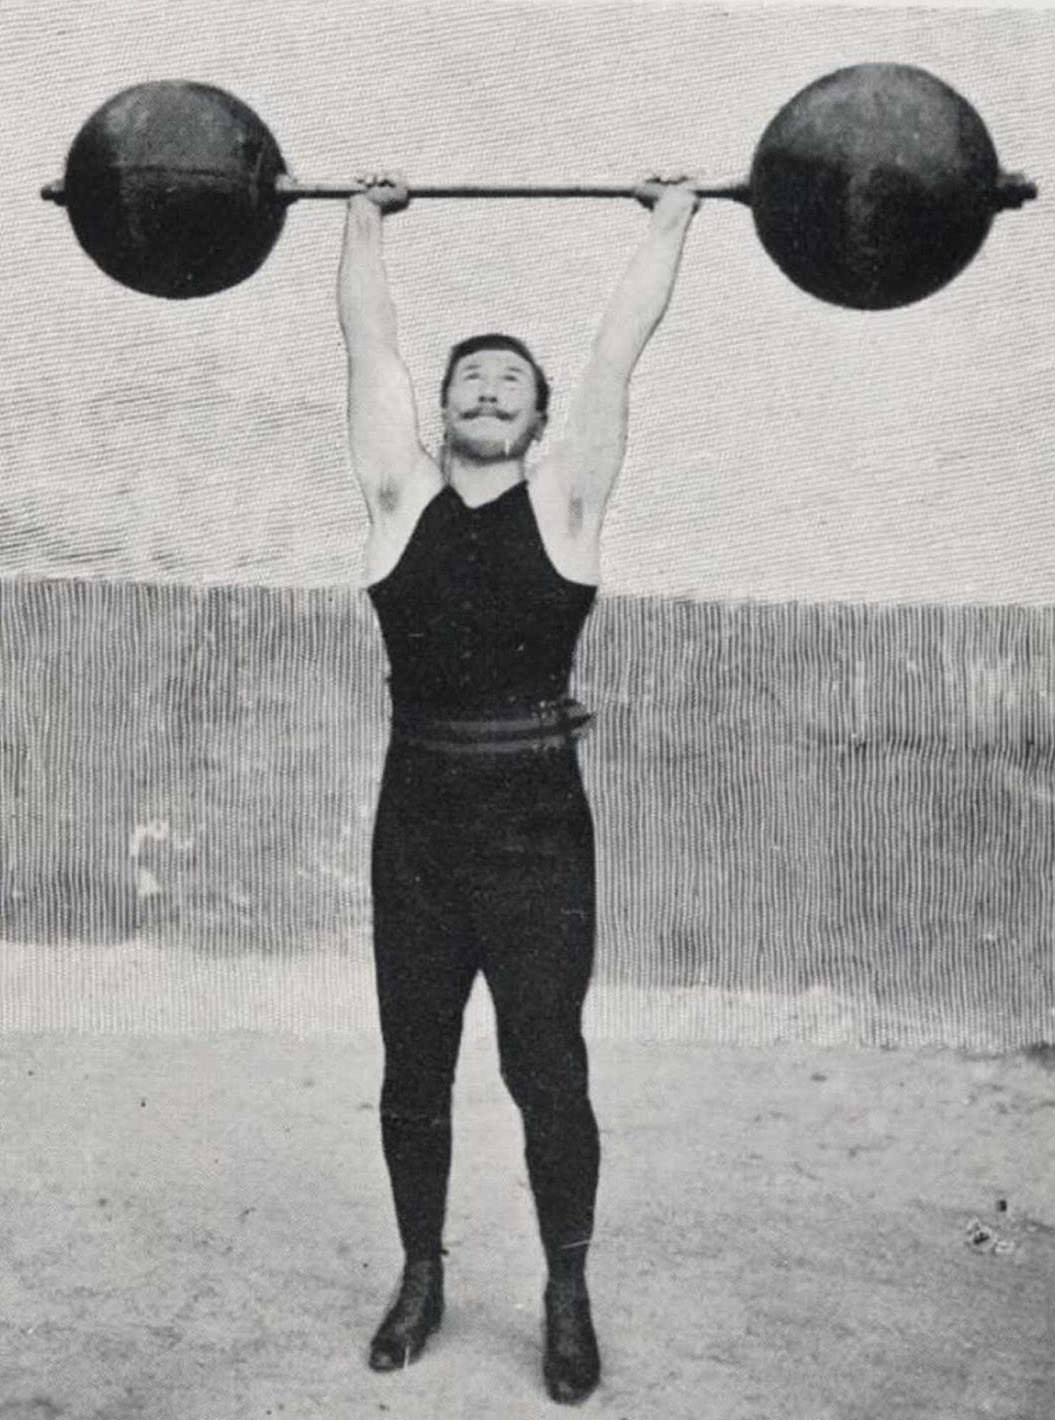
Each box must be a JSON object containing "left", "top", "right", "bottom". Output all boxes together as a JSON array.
[
  {"left": 338, "top": 198, "right": 400, "bottom": 353},
  {"left": 593, "top": 196, "right": 696, "bottom": 374}
]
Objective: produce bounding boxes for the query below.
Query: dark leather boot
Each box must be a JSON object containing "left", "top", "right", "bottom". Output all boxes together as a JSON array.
[
  {"left": 543, "top": 1283, "right": 601, "bottom": 1404},
  {"left": 368, "top": 1257, "right": 444, "bottom": 1371}
]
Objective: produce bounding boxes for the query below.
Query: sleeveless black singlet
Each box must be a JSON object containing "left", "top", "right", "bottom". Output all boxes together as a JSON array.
[{"left": 367, "top": 482, "right": 597, "bottom": 716}]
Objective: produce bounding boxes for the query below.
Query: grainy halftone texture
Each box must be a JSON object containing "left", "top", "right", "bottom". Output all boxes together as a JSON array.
[
  {"left": 1, "top": 580, "right": 1051, "bottom": 1046},
  {"left": 5, "top": 4, "right": 1054, "bottom": 603}
]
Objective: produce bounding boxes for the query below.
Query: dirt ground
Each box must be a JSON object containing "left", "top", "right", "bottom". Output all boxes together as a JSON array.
[{"left": 1, "top": 970, "right": 1054, "bottom": 1419}]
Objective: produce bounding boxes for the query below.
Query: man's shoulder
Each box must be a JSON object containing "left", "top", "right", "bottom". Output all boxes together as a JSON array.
[
  {"left": 363, "top": 457, "right": 445, "bottom": 583},
  {"left": 527, "top": 470, "right": 603, "bottom": 586}
]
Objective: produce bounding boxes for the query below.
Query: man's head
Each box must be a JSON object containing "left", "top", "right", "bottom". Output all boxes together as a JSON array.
[{"left": 440, "top": 334, "right": 550, "bottom": 466}]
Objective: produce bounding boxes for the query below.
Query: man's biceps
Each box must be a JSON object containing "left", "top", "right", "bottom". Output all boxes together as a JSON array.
[
  {"left": 350, "top": 354, "right": 419, "bottom": 413},
  {"left": 351, "top": 384, "right": 418, "bottom": 435},
  {"left": 587, "top": 337, "right": 639, "bottom": 389},
  {"left": 570, "top": 376, "right": 629, "bottom": 443},
  {"left": 350, "top": 429, "right": 424, "bottom": 490},
  {"left": 547, "top": 437, "right": 624, "bottom": 505},
  {"left": 582, "top": 444, "right": 626, "bottom": 494},
  {"left": 568, "top": 417, "right": 627, "bottom": 473},
  {"left": 349, "top": 386, "right": 421, "bottom": 452},
  {"left": 350, "top": 414, "right": 416, "bottom": 458},
  {"left": 581, "top": 350, "right": 631, "bottom": 399}
]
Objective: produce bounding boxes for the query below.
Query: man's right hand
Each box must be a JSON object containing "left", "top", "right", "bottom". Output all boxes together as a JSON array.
[
  {"left": 633, "top": 173, "right": 701, "bottom": 218},
  {"left": 353, "top": 172, "right": 411, "bottom": 213}
]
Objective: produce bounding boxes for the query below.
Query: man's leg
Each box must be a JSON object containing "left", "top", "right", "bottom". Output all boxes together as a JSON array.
[
  {"left": 470, "top": 752, "right": 601, "bottom": 1401},
  {"left": 488, "top": 962, "right": 600, "bottom": 1283},
  {"left": 369, "top": 751, "right": 478, "bottom": 1368}
]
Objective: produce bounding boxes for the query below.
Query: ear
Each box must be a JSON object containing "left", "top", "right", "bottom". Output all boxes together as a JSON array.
[{"left": 532, "top": 411, "right": 548, "bottom": 442}]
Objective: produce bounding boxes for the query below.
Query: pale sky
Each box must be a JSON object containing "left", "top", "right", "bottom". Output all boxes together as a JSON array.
[{"left": 2, "top": 1, "right": 1053, "bottom": 601}]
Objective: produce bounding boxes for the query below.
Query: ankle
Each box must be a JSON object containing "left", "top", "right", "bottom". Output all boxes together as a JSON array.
[
  {"left": 401, "top": 1254, "right": 444, "bottom": 1288},
  {"left": 404, "top": 1253, "right": 443, "bottom": 1270},
  {"left": 546, "top": 1239, "right": 589, "bottom": 1289},
  {"left": 547, "top": 1280, "right": 590, "bottom": 1310}
]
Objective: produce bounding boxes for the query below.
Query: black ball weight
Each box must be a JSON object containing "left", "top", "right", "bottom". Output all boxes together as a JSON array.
[
  {"left": 750, "top": 64, "right": 1008, "bottom": 310},
  {"left": 64, "top": 81, "right": 288, "bottom": 299},
  {"left": 46, "top": 66, "right": 1033, "bottom": 308}
]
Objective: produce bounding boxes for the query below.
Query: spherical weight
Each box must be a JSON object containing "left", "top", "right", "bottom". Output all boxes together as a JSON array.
[
  {"left": 64, "top": 81, "right": 288, "bottom": 299},
  {"left": 749, "top": 65, "right": 1003, "bottom": 310}
]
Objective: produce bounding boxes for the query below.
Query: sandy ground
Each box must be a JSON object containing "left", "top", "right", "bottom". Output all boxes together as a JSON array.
[{"left": 1, "top": 969, "right": 1054, "bottom": 1419}]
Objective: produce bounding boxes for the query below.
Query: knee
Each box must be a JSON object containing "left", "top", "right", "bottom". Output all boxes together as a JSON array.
[
  {"left": 499, "top": 1036, "right": 590, "bottom": 1116},
  {"left": 380, "top": 1064, "right": 455, "bottom": 1126}
]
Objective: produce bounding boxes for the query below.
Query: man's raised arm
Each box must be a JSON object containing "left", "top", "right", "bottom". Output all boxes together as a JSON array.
[
  {"left": 338, "top": 181, "right": 439, "bottom": 521},
  {"left": 539, "top": 181, "right": 700, "bottom": 516}
]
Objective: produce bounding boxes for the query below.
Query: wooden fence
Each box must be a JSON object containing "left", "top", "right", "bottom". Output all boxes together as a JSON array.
[{"left": 1, "top": 580, "right": 1052, "bottom": 1044}]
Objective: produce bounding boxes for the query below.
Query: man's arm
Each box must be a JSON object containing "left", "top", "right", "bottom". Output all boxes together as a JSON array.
[
  {"left": 338, "top": 184, "right": 440, "bottom": 522},
  {"left": 537, "top": 182, "right": 699, "bottom": 519}
]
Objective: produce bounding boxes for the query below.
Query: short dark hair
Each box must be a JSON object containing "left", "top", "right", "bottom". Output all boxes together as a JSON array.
[{"left": 440, "top": 333, "right": 550, "bottom": 417}]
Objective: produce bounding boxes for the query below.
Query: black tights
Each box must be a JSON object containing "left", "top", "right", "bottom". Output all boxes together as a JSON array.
[{"left": 371, "top": 742, "right": 600, "bottom": 1266}]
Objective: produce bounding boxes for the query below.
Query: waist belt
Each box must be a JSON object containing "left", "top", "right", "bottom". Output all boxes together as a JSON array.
[{"left": 390, "top": 697, "right": 593, "bottom": 756}]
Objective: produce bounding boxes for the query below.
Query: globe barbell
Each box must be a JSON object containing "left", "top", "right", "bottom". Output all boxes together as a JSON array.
[{"left": 40, "top": 64, "right": 1036, "bottom": 309}]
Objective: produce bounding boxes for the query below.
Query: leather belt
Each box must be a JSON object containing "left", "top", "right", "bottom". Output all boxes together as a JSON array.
[{"left": 390, "top": 697, "right": 593, "bottom": 755}]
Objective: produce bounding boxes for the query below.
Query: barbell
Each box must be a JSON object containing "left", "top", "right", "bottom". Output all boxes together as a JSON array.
[{"left": 40, "top": 63, "right": 1036, "bottom": 310}]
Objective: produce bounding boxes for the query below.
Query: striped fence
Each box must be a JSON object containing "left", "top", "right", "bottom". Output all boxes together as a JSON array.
[{"left": 0, "top": 580, "right": 1052, "bottom": 1045}]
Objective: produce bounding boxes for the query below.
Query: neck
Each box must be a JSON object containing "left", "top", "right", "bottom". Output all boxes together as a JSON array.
[{"left": 445, "top": 454, "right": 526, "bottom": 507}]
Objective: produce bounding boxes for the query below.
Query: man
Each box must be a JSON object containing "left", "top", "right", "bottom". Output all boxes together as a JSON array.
[{"left": 339, "top": 172, "right": 699, "bottom": 1404}]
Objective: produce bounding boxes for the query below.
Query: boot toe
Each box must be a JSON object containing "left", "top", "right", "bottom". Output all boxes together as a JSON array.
[
  {"left": 368, "top": 1262, "right": 444, "bottom": 1372},
  {"left": 368, "top": 1304, "right": 442, "bottom": 1371}
]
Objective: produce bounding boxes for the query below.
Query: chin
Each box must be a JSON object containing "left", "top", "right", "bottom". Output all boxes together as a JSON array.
[{"left": 450, "top": 428, "right": 532, "bottom": 464}]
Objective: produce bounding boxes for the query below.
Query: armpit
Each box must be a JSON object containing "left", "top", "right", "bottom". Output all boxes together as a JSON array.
[{"left": 376, "top": 481, "right": 401, "bottom": 515}]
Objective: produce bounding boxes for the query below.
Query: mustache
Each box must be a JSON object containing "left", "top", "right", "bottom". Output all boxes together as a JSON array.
[{"left": 462, "top": 406, "right": 514, "bottom": 421}]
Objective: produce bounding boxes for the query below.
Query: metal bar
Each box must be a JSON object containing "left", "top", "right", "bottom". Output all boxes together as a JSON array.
[
  {"left": 273, "top": 175, "right": 752, "bottom": 204},
  {"left": 41, "top": 174, "right": 754, "bottom": 207}
]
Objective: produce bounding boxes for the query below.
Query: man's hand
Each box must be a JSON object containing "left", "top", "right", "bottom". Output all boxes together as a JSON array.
[
  {"left": 341, "top": 173, "right": 411, "bottom": 307},
  {"left": 339, "top": 175, "right": 410, "bottom": 345},
  {"left": 352, "top": 172, "right": 411, "bottom": 214},
  {"left": 633, "top": 173, "right": 701, "bottom": 218}
]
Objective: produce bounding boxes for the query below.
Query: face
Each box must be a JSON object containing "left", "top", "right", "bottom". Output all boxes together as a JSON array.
[{"left": 442, "top": 349, "right": 546, "bottom": 464}]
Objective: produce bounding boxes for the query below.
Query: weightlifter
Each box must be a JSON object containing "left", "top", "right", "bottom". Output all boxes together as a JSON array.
[{"left": 339, "top": 173, "right": 699, "bottom": 1404}]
